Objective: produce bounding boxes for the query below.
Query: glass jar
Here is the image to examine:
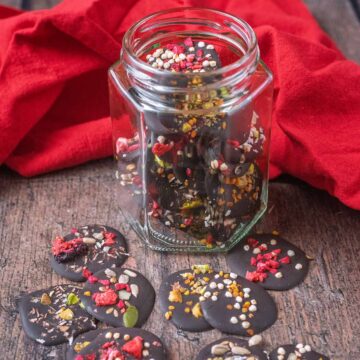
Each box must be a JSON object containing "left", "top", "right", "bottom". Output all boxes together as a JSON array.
[{"left": 109, "top": 8, "right": 273, "bottom": 252}]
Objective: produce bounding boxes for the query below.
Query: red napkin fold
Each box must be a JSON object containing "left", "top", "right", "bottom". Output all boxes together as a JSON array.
[{"left": 0, "top": 0, "right": 359, "bottom": 209}]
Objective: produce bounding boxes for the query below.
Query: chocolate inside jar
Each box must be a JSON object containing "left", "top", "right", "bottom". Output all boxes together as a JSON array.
[{"left": 114, "top": 36, "right": 266, "bottom": 249}]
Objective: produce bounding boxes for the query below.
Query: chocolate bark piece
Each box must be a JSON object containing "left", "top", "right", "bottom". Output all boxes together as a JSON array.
[
  {"left": 66, "top": 328, "right": 104, "bottom": 359},
  {"left": 269, "top": 344, "right": 330, "bottom": 360},
  {"left": 227, "top": 234, "right": 310, "bottom": 291},
  {"left": 200, "top": 271, "right": 277, "bottom": 336},
  {"left": 159, "top": 265, "right": 214, "bottom": 332},
  {"left": 67, "top": 327, "right": 167, "bottom": 360},
  {"left": 50, "top": 225, "right": 128, "bottom": 282},
  {"left": 19, "top": 284, "right": 96, "bottom": 346},
  {"left": 79, "top": 267, "right": 155, "bottom": 328},
  {"left": 196, "top": 336, "right": 268, "bottom": 360}
]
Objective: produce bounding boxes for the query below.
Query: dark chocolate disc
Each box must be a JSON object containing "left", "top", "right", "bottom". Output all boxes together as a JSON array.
[
  {"left": 19, "top": 284, "right": 96, "bottom": 346},
  {"left": 196, "top": 336, "right": 268, "bottom": 360},
  {"left": 50, "top": 225, "right": 128, "bottom": 282},
  {"left": 226, "top": 234, "right": 310, "bottom": 291},
  {"left": 67, "top": 327, "right": 167, "bottom": 360},
  {"left": 269, "top": 344, "right": 329, "bottom": 360},
  {"left": 200, "top": 271, "right": 277, "bottom": 336},
  {"left": 79, "top": 267, "right": 155, "bottom": 328},
  {"left": 159, "top": 265, "right": 214, "bottom": 332},
  {"left": 66, "top": 328, "right": 104, "bottom": 359}
]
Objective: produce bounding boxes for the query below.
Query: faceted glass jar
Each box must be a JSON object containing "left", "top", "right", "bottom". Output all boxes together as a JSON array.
[{"left": 109, "top": 8, "right": 273, "bottom": 252}]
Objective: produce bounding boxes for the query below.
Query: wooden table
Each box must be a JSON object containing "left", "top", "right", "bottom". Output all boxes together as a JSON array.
[{"left": 0, "top": 1, "right": 359, "bottom": 359}]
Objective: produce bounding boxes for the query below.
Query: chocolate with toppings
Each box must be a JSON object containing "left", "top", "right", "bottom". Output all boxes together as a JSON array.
[
  {"left": 226, "top": 233, "right": 310, "bottom": 290},
  {"left": 66, "top": 327, "right": 167, "bottom": 360},
  {"left": 79, "top": 268, "right": 155, "bottom": 328},
  {"left": 159, "top": 265, "right": 214, "bottom": 332},
  {"left": 199, "top": 270, "right": 277, "bottom": 336},
  {"left": 19, "top": 284, "right": 96, "bottom": 346},
  {"left": 50, "top": 225, "right": 128, "bottom": 282},
  {"left": 269, "top": 344, "right": 330, "bottom": 360}
]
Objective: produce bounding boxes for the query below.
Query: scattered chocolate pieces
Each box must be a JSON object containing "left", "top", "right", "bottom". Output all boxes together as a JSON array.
[
  {"left": 66, "top": 327, "right": 167, "bottom": 360},
  {"left": 196, "top": 336, "right": 267, "bottom": 360},
  {"left": 50, "top": 225, "right": 128, "bottom": 282},
  {"left": 19, "top": 285, "right": 96, "bottom": 346},
  {"left": 200, "top": 271, "right": 277, "bottom": 336},
  {"left": 159, "top": 265, "right": 214, "bottom": 332},
  {"left": 79, "top": 267, "right": 155, "bottom": 328},
  {"left": 227, "top": 234, "right": 310, "bottom": 290},
  {"left": 269, "top": 344, "right": 329, "bottom": 360}
]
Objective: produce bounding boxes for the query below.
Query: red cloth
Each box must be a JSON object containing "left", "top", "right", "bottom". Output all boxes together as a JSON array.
[{"left": 0, "top": 0, "right": 359, "bottom": 209}]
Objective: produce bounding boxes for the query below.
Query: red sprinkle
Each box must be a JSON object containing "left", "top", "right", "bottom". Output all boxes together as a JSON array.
[
  {"left": 247, "top": 238, "right": 259, "bottom": 248},
  {"left": 184, "top": 218, "right": 193, "bottom": 226},
  {"left": 88, "top": 275, "right": 98, "bottom": 284},
  {"left": 152, "top": 142, "right": 173, "bottom": 156},
  {"left": 227, "top": 139, "right": 241, "bottom": 148},
  {"left": 93, "top": 289, "right": 118, "bottom": 306},
  {"left": 121, "top": 336, "right": 144, "bottom": 359},
  {"left": 279, "top": 256, "right": 291, "bottom": 264},
  {"left": 103, "top": 232, "right": 117, "bottom": 246},
  {"left": 82, "top": 267, "right": 92, "bottom": 279},
  {"left": 117, "top": 300, "right": 125, "bottom": 309},
  {"left": 184, "top": 37, "right": 193, "bottom": 47},
  {"left": 98, "top": 279, "right": 111, "bottom": 286},
  {"left": 172, "top": 45, "right": 185, "bottom": 54},
  {"left": 250, "top": 257, "right": 257, "bottom": 266},
  {"left": 186, "top": 168, "right": 192, "bottom": 177},
  {"left": 52, "top": 236, "right": 83, "bottom": 256},
  {"left": 71, "top": 228, "right": 78, "bottom": 234}
]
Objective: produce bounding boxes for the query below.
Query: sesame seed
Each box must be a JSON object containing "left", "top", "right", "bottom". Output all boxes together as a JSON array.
[
  {"left": 198, "top": 41, "right": 205, "bottom": 48},
  {"left": 288, "top": 250, "right": 295, "bottom": 257},
  {"left": 253, "top": 248, "right": 261, "bottom": 255},
  {"left": 211, "top": 295, "right": 218, "bottom": 301},
  {"left": 244, "top": 245, "right": 250, "bottom": 251},
  {"left": 295, "top": 263, "right": 303, "bottom": 270},
  {"left": 275, "top": 272, "right": 283, "bottom": 278},
  {"left": 277, "top": 347, "right": 286, "bottom": 355}
]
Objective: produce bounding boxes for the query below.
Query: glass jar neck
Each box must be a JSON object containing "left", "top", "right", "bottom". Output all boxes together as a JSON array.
[{"left": 119, "top": 8, "right": 260, "bottom": 111}]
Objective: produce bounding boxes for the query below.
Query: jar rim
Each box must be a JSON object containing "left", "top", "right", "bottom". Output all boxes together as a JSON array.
[{"left": 122, "top": 7, "right": 259, "bottom": 78}]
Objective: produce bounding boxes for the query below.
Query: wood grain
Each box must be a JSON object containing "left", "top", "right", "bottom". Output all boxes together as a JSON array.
[{"left": 0, "top": 160, "right": 359, "bottom": 360}]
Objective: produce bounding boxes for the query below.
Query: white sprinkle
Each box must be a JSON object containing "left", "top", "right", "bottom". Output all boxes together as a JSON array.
[
  {"left": 202, "top": 60, "right": 209, "bottom": 67},
  {"left": 234, "top": 303, "right": 241, "bottom": 310},
  {"left": 244, "top": 245, "right": 250, "bottom": 251},
  {"left": 275, "top": 272, "right": 283, "bottom": 279},
  {"left": 253, "top": 248, "right": 261, "bottom": 255},
  {"left": 224, "top": 279, "right": 232, "bottom": 285},
  {"left": 243, "top": 288, "right": 251, "bottom": 294},
  {"left": 249, "top": 305, "right": 257, "bottom": 312},
  {"left": 179, "top": 53, "right": 186, "bottom": 60},
  {"left": 210, "top": 159, "right": 219, "bottom": 169},
  {"left": 214, "top": 274, "right": 220, "bottom": 279},
  {"left": 217, "top": 283, "right": 224, "bottom": 290},
  {"left": 296, "top": 343, "right": 304, "bottom": 349},
  {"left": 146, "top": 54, "right": 151, "bottom": 60},
  {"left": 161, "top": 53, "right": 167, "bottom": 60},
  {"left": 225, "top": 291, "right": 232, "bottom": 298},
  {"left": 304, "top": 345, "right": 312, "bottom": 352},
  {"left": 288, "top": 250, "right": 295, "bottom": 257},
  {"left": 188, "top": 47, "right": 195, "bottom": 52},
  {"left": 299, "top": 348, "right": 306, "bottom": 354},
  {"left": 277, "top": 347, "right": 286, "bottom": 355},
  {"left": 124, "top": 269, "right": 137, "bottom": 277},
  {"left": 209, "top": 282, "right": 217, "bottom": 289},
  {"left": 167, "top": 51, "right": 174, "bottom": 58},
  {"left": 295, "top": 263, "right": 303, "bottom": 270},
  {"left": 209, "top": 60, "right": 217, "bottom": 67},
  {"left": 230, "top": 316, "right": 238, "bottom": 324},
  {"left": 157, "top": 136, "right": 165, "bottom": 144},
  {"left": 168, "top": 59, "right": 174, "bottom": 64},
  {"left": 152, "top": 62, "right": 158, "bottom": 68},
  {"left": 198, "top": 41, "right": 205, "bottom": 48},
  {"left": 157, "top": 60, "right": 164, "bottom": 67},
  {"left": 270, "top": 239, "right": 277, "bottom": 245},
  {"left": 211, "top": 295, "right": 218, "bottom": 301},
  {"left": 250, "top": 299, "right": 257, "bottom": 305},
  {"left": 206, "top": 44, "right": 214, "bottom": 49},
  {"left": 239, "top": 314, "right": 247, "bottom": 321},
  {"left": 277, "top": 356, "right": 284, "bottom": 360},
  {"left": 105, "top": 332, "right": 112, "bottom": 339},
  {"left": 204, "top": 291, "right": 211, "bottom": 298},
  {"left": 163, "top": 61, "right": 171, "bottom": 69},
  {"left": 230, "top": 272, "right": 238, "bottom": 279},
  {"left": 260, "top": 243, "right": 268, "bottom": 250},
  {"left": 199, "top": 296, "right": 206, "bottom": 302},
  {"left": 235, "top": 296, "right": 243, "bottom": 303},
  {"left": 148, "top": 56, "right": 154, "bottom": 62},
  {"left": 242, "top": 321, "right": 251, "bottom": 329},
  {"left": 130, "top": 284, "right": 139, "bottom": 297},
  {"left": 248, "top": 334, "right": 262, "bottom": 347},
  {"left": 105, "top": 269, "right": 116, "bottom": 277},
  {"left": 244, "top": 293, "right": 250, "bottom": 298}
]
